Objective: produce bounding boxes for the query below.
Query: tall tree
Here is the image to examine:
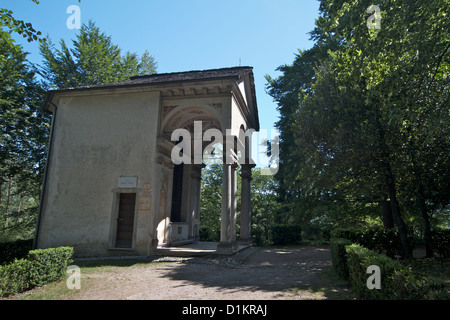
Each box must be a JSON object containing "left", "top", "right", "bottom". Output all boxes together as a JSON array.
[
  {"left": 267, "top": 0, "right": 449, "bottom": 257},
  {"left": 0, "top": 39, "right": 49, "bottom": 240},
  {"left": 39, "top": 20, "right": 157, "bottom": 89},
  {"left": 0, "top": 0, "right": 43, "bottom": 57}
]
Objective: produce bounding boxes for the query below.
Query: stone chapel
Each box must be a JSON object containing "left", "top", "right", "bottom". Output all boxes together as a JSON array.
[{"left": 34, "top": 67, "right": 259, "bottom": 257}]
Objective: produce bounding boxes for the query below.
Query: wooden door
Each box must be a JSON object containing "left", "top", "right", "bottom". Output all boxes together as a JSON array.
[{"left": 115, "top": 193, "right": 136, "bottom": 248}]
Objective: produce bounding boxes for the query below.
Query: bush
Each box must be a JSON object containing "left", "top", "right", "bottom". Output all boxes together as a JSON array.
[
  {"left": 27, "top": 247, "right": 74, "bottom": 287},
  {"left": 199, "top": 226, "right": 212, "bottom": 242},
  {"left": 432, "top": 228, "right": 450, "bottom": 258},
  {"left": 332, "top": 227, "right": 413, "bottom": 257},
  {"left": 345, "top": 244, "right": 446, "bottom": 300},
  {"left": 0, "top": 239, "right": 34, "bottom": 265},
  {"left": 199, "top": 226, "right": 220, "bottom": 242},
  {"left": 251, "top": 225, "right": 265, "bottom": 246},
  {"left": 0, "top": 246, "right": 74, "bottom": 297},
  {"left": 330, "top": 238, "right": 352, "bottom": 280},
  {"left": 269, "top": 224, "right": 302, "bottom": 245},
  {"left": 302, "top": 223, "right": 332, "bottom": 244}
]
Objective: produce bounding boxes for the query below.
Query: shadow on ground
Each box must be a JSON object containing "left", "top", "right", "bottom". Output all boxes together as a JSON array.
[{"left": 159, "top": 245, "right": 354, "bottom": 300}]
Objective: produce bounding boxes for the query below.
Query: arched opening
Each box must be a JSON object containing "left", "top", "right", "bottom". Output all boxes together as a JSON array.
[{"left": 157, "top": 105, "right": 224, "bottom": 246}]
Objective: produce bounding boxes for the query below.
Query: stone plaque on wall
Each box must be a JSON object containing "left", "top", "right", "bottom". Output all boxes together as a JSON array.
[{"left": 118, "top": 176, "right": 138, "bottom": 188}]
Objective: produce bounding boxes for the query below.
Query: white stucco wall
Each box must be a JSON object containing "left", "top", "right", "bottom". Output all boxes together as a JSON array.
[{"left": 37, "top": 90, "right": 160, "bottom": 257}]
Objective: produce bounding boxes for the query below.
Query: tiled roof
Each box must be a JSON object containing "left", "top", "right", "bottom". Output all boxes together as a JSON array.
[
  {"left": 42, "top": 66, "right": 259, "bottom": 129},
  {"left": 53, "top": 66, "right": 254, "bottom": 91}
]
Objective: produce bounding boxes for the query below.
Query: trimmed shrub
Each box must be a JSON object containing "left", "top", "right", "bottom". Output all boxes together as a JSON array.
[
  {"left": 0, "top": 239, "right": 34, "bottom": 265},
  {"left": 330, "top": 238, "right": 352, "bottom": 280},
  {"left": 302, "top": 223, "right": 332, "bottom": 243},
  {"left": 27, "top": 247, "right": 74, "bottom": 287},
  {"left": 332, "top": 227, "right": 413, "bottom": 257},
  {"left": 0, "top": 246, "right": 74, "bottom": 297},
  {"left": 0, "top": 258, "right": 31, "bottom": 296},
  {"left": 269, "top": 224, "right": 302, "bottom": 245},
  {"left": 345, "top": 244, "right": 446, "bottom": 300}
]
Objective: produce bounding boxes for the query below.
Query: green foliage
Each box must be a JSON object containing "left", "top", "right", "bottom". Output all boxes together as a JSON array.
[
  {"left": 39, "top": 20, "right": 157, "bottom": 89},
  {"left": 331, "top": 227, "right": 412, "bottom": 258},
  {"left": 269, "top": 224, "right": 302, "bottom": 245},
  {"left": 0, "top": 258, "right": 30, "bottom": 296},
  {"left": 26, "top": 247, "right": 74, "bottom": 287},
  {"left": 1, "top": 38, "right": 50, "bottom": 242},
  {"left": 250, "top": 169, "right": 280, "bottom": 243},
  {"left": 345, "top": 244, "right": 446, "bottom": 300},
  {"left": 0, "top": 0, "right": 44, "bottom": 60},
  {"left": 0, "top": 239, "right": 33, "bottom": 265},
  {"left": 266, "top": 0, "right": 450, "bottom": 257},
  {"left": 330, "top": 238, "right": 352, "bottom": 280},
  {"left": 432, "top": 228, "right": 450, "bottom": 258},
  {"left": 199, "top": 226, "right": 219, "bottom": 242},
  {"left": 0, "top": 246, "right": 74, "bottom": 297},
  {"left": 199, "top": 164, "right": 280, "bottom": 245},
  {"left": 199, "top": 163, "right": 223, "bottom": 239}
]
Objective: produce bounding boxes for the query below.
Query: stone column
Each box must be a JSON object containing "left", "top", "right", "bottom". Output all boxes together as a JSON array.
[
  {"left": 239, "top": 164, "right": 255, "bottom": 245},
  {"left": 217, "top": 136, "right": 237, "bottom": 254},
  {"left": 230, "top": 163, "right": 238, "bottom": 250},
  {"left": 150, "top": 156, "right": 174, "bottom": 250},
  {"left": 190, "top": 164, "right": 204, "bottom": 241},
  {"left": 217, "top": 162, "right": 233, "bottom": 253}
]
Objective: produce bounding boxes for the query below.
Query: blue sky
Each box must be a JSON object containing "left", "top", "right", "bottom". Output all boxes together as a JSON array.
[{"left": 6, "top": 0, "right": 320, "bottom": 133}]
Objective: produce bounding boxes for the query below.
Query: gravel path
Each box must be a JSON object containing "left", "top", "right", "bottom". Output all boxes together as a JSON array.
[{"left": 64, "top": 245, "right": 333, "bottom": 300}]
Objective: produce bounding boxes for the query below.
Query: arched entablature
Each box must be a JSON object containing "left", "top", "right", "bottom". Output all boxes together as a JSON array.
[{"left": 160, "top": 105, "right": 223, "bottom": 141}]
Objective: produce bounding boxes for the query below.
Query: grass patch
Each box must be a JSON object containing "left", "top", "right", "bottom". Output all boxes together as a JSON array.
[{"left": 4, "top": 258, "right": 168, "bottom": 300}]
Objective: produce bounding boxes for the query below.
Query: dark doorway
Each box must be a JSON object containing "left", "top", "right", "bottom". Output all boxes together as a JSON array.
[
  {"left": 171, "top": 164, "right": 184, "bottom": 222},
  {"left": 115, "top": 193, "right": 136, "bottom": 248}
]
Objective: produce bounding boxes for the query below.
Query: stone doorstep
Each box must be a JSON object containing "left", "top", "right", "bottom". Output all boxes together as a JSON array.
[{"left": 155, "top": 241, "right": 253, "bottom": 257}]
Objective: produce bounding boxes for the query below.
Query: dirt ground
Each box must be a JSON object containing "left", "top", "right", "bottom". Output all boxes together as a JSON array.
[{"left": 63, "top": 245, "right": 338, "bottom": 300}]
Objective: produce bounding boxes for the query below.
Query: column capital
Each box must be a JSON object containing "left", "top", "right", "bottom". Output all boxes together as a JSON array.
[
  {"left": 191, "top": 163, "right": 206, "bottom": 179},
  {"left": 240, "top": 163, "right": 256, "bottom": 180}
]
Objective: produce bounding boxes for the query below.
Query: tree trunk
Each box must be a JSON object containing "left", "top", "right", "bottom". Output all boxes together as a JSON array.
[
  {"left": 384, "top": 167, "right": 412, "bottom": 258},
  {"left": 17, "top": 191, "right": 23, "bottom": 215},
  {"left": 381, "top": 196, "right": 394, "bottom": 229},
  {"left": 5, "top": 176, "right": 13, "bottom": 225},
  {"left": 418, "top": 184, "right": 433, "bottom": 257},
  {"left": 374, "top": 106, "right": 412, "bottom": 258}
]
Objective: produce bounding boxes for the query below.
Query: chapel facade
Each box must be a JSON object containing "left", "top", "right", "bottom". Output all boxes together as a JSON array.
[{"left": 34, "top": 67, "right": 259, "bottom": 257}]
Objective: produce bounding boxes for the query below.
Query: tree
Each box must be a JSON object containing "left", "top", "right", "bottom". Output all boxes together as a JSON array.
[
  {"left": 199, "top": 163, "right": 223, "bottom": 240},
  {"left": 249, "top": 169, "right": 280, "bottom": 245},
  {"left": 199, "top": 163, "right": 280, "bottom": 244},
  {"left": 266, "top": 0, "right": 449, "bottom": 257},
  {"left": 0, "top": 39, "right": 49, "bottom": 241},
  {"left": 39, "top": 20, "right": 157, "bottom": 89},
  {"left": 0, "top": 0, "right": 43, "bottom": 56}
]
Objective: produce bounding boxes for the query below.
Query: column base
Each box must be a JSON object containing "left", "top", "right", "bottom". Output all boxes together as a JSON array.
[
  {"left": 238, "top": 238, "right": 252, "bottom": 246},
  {"left": 216, "top": 242, "right": 235, "bottom": 255}
]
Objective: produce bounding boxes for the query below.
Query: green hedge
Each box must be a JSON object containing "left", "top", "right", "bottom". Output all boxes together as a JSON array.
[
  {"left": 269, "top": 224, "right": 302, "bottom": 245},
  {"left": 345, "top": 244, "right": 446, "bottom": 300},
  {"left": 0, "top": 246, "right": 74, "bottom": 297},
  {"left": 332, "top": 227, "right": 414, "bottom": 257},
  {"left": 0, "top": 239, "right": 34, "bottom": 265},
  {"left": 330, "top": 238, "right": 352, "bottom": 280}
]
